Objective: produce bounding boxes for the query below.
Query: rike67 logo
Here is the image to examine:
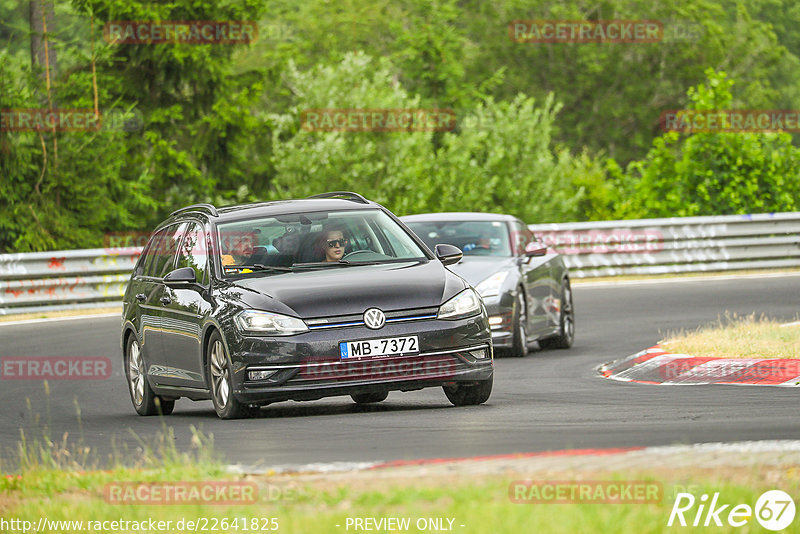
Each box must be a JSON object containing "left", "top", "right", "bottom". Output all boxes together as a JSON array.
[{"left": 668, "top": 490, "right": 795, "bottom": 531}]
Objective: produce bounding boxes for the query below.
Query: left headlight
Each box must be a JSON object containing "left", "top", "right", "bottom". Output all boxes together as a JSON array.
[
  {"left": 234, "top": 310, "right": 308, "bottom": 336},
  {"left": 438, "top": 288, "right": 482, "bottom": 320},
  {"left": 474, "top": 271, "right": 509, "bottom": 298}
]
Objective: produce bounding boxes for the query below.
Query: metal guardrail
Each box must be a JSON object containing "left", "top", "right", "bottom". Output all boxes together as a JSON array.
[
  {"left": 1, "top": 212, "right": 799, "bottom": 315},
  {"left": 0, "top": 248, "right": 140, "bottom": 315},
  {"left": 529, "top": 212, "right": 800, "bottom": 278}
]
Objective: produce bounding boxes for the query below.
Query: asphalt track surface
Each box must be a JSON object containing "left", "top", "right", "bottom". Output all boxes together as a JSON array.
[{"left": 1, "top": 274, "right": 799, "bottom": 469}]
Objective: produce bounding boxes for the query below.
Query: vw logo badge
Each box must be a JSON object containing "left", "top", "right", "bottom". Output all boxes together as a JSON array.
[{"left": 363, "top": 308, "right": 386, "bottom": 330}]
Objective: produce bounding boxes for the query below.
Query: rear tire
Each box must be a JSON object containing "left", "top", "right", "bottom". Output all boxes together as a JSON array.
[
  {"left": 125, "top": 335, "right": 174, "bottom": 416},
  {"left": 208, "top": 331, "right": 258, "bottom": 419},
  {"left": 540, "top": 278, "right": 574, "bottom": 350},
  {"left": 443, "top": 376, "right": 493, "bottom": 406},
  {"left": 351, "top": 391, "right": 389, "bottom": 404}
]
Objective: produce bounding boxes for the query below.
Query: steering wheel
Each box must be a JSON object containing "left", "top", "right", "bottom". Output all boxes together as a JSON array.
[{"left": 342, "top": 249, "right": 374, "bottom": 260}]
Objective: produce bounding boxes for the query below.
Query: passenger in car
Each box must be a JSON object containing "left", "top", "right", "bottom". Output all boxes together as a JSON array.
[{"left": 222, "top": 231, "right": 256, "bottom": 266}]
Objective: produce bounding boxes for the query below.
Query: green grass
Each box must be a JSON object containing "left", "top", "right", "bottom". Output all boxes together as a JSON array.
[
  {"left": 661, "top": 313, "right": 800, "bottom": 359},
  {"left": 3, "top": 463, "right": 799, "bottom": 533}
]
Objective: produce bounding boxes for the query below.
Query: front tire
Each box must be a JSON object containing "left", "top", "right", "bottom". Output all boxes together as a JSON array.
[
  {"left": 443, "top": 376, "right": 493, "bottom": 406},
  {"left": 509, "top": 289, "right": 529, "bottom": 358},
  {"left": 208, "top": 331, "right": 257, "bottom": 419},
  {"left": 540, "top": 278, "right": 574, "bottom": 349},
  {"left": 125, "top": 335, "right": 174, "bottom": 416}
]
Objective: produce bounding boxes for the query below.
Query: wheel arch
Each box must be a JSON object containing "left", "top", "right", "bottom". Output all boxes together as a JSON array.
[
  {"left": 122, "top": 323, "right": 139, "bottom": 360},
  {"left": 200, "top": 322, "right": 221, "bottom": 381}
]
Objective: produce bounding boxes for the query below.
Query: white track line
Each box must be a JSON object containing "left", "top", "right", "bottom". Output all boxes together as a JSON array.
[
  {"left": 574, "top": 271, "right": 800, "bottom": 288},
  {"left": 0, "top": 312, "right": 120, "bottom": 327}
]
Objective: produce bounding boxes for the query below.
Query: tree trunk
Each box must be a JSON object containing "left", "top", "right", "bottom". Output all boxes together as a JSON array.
[{"left": 29, "top": 0, "right": 58, "bottom": 80}]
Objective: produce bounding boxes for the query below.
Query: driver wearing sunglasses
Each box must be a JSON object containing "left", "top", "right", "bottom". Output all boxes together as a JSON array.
[
  {"left": 310, "top": 224, "right": 349, "bottom": 263},
  {"left": 323, "top": 229, "right": 348, "bottom": 262}
]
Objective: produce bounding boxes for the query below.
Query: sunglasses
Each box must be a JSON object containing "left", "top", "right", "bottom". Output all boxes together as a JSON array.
[{"left": 327, "top": 239, "right": 347, "bottom": 248}]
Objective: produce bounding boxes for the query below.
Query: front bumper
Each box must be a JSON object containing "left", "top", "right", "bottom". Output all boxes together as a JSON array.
[{"left": 226, "top": 314, "right": 493, "bottom": 404}]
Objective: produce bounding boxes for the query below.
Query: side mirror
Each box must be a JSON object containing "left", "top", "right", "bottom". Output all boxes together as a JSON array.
[
  {"left": 163, "top": 266, "right": 197, "bottom": 288},
  {"left": 525, "top": 241, "right": 547, "bottom": 257},
  {"left": 435, "top": 244, "right": 463, "bottom": 266}
]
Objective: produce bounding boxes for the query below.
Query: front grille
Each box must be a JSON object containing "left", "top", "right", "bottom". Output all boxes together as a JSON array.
[
  {"left": 305, "top": 306, "right": 439, "bottom": 330},
  {"left": 245, "top": 344, "right": 489, "bottom": 387},
  {"left": 290, "top": 353, "right": 461, "bottom": 385}
]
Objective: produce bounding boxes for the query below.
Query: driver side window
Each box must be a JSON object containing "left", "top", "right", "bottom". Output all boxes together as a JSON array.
[
  {"left": 512, "top": 222, "right": 532, "bottom": 255},
  {"left": 176, "top": 222, "right": 208, "bottom": 284}
]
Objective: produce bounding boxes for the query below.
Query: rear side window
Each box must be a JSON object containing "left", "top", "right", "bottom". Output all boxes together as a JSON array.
[
  {"left": 134, "top": 231, "right": 158, "bottom": 277},
  {"left": 141, "top": 223, "right": 186, "bottom": 278},
  {"left": 139, "top": 228, "right": 168, "bottom": 277},
  {"left": 176, "top": 222, "right": 209, "bottom": 284}
]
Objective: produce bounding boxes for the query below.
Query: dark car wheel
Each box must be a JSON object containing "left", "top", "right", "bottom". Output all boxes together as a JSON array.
[
  {"left": 208, "top": 331, "right": 258, "bottom": 419},
  {"left": 125, "top": 335, "right": 175, "bottom": 416},
  {"left": 509, "top": 289, "right": 529, "bottom": 358},
  {"left": 443, "top": 375, "right": 493, "bottom": 406},
  {"left": 540, "top": 278, "right": 574, "bottom": 349},
  {"left": 351, "top": 391, "right": 389, "bottom": 404}
]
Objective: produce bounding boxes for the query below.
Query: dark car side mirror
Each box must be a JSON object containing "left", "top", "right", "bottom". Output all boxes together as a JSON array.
[
  {"left": 163, "top": 266, "right": 197, "bottom": 288},
  {"left": 525, "top": 241, "right": 548, "bottom": 257},
  {"left": 435, "top": 244, "right": 463, "bottom": 266}
]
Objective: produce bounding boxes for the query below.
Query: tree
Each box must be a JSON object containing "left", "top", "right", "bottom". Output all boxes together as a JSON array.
[{"left": 620, "top": 69, "right": 800, "bottom": 218}]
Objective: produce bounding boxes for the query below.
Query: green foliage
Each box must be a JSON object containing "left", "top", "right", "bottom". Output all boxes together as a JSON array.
[
  {"left": 268, "top": 53, "right": 586, "bottom": 222},
  {"left": 5, "top": 0, "right": 800, "bottom": 252},
  {"left": 621, "top": 69, "right": 800, "bottom": 218}
]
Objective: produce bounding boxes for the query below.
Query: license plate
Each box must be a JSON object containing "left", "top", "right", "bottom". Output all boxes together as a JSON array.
[{"left": 340, "top": 336, "right": 419, "bottom": 359}]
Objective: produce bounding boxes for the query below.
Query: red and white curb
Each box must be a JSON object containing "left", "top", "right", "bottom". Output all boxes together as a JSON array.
[
  {"left": 225, "top": 448, "right": 643, "bottom": 475},
  {"left": 599, "top": 345, "right": 800, "bottom": 386},
  {"left": 226, "top": 441, "right": 800, "bottom": 475}
]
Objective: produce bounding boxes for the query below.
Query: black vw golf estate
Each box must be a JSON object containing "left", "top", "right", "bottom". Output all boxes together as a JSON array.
[{"left": 121, "top": 192, "right": 493, "bottom": 418}]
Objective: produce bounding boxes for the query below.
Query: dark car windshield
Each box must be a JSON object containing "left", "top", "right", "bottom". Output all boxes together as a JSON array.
[
  {"left": 216, "top": 209, "right": 427, "bottom": 275},
  {"left": 406, "top": 220, "right": 512, "bottom": 257}
]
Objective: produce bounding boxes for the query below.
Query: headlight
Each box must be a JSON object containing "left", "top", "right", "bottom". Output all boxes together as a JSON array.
[
  {"left": 474, "top": 271, "right": 509, "bottom": 298},
  {"left": 438, "top": 288, "right": 482, "bottom": 320},
  {"left": 234, "top": 310, "right": 308, "bottom": 336}
]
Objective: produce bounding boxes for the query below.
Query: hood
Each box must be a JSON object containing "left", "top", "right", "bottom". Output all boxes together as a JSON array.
[
  {"left": 445, "top": 256, "right": 517, "bottom": 286},
  {"left": 224, "top": 260, "right": 467, "bottom": 318}
]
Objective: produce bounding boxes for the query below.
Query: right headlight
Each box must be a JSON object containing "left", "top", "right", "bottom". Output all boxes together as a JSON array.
[
  {"left": 474, "top": 271, "right": 509, "bottom": 298},
  {"left": 438, "top": 288, "right": 482, "bottom": 320},
  {"left": 234, "top": 310, "right": 308, "bottom": 336}
]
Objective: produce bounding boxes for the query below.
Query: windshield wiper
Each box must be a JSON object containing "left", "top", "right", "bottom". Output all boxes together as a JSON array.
[
  {"left": 227, "top": 264, "right": 295, "bottom": 273},
  {"left": 293, "top": 259, "right": 404, "bottom": 268},
  {"left": 292, "top": 260, "right": 353, "bottom": 269}
]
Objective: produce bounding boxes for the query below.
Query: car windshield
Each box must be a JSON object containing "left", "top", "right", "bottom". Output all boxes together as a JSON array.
[
  {"left": 406, "top": 220, "right": 512, "bottom": 257},
  {"left": 216, "top": 209, "right": 428, "bottom": 275}
]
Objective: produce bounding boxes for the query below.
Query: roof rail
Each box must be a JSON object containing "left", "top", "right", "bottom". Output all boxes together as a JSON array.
[
  {"left": 306, "top": 191, "right": 369, "bottom": 204},
  {"left": 169, "top": 203, "right": 219, "bottom": 217}
]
